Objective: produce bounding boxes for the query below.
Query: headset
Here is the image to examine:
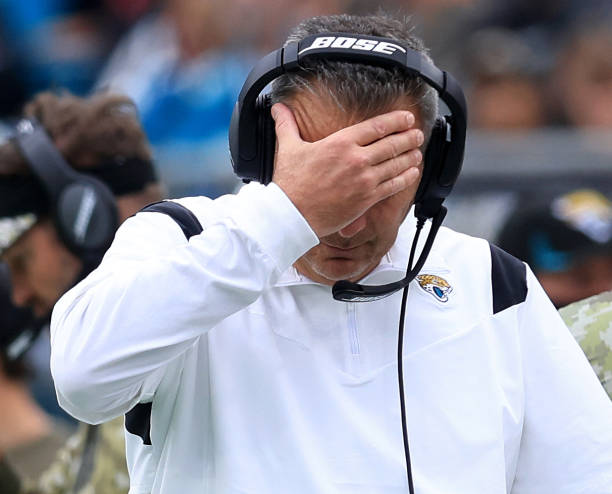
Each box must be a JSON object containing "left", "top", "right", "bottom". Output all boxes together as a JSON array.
[{"left": 13, "top": 118, "right": 119, "bottom": 267}]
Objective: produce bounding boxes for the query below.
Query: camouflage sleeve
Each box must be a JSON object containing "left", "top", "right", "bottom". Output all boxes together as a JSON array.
[
  {"left": 30, "top": 416, "right": 128, "bottom": 494},
  {"left": 559, "top": 290, "right": 612, "bottom": 400},
  {"left": 83, "top": 416, "right": 130, "bottom": 494},
  {"left": 28, "top": 422, "right": 86, "bottom": 494}
]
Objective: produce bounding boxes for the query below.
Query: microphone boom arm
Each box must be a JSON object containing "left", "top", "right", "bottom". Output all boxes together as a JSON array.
[{"left": 332, "top": 207, "right": 448, "bottom": 302}]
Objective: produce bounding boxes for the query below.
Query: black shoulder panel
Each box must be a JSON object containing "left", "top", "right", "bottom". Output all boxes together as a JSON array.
[
  {"left": 125, "top": 402, "right": 152, "bottom": 445},
  {"left": 490, "top": 243, "right": 528, "bottom": 314},
  {"left": 140, "top": 200, "right": 203, "bottom": 240}
]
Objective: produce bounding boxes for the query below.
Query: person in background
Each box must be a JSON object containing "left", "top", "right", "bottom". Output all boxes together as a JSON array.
[
  {"left": 496, "top": 189, "right": 612, "bottom": 308},
  {"left": 96, "top": 0, "right": 251, "bottom": 199},
  {"left": 460, "top": 27, "right": 548, "bottom": 129},
  {"left": 560, "top": 290, "right": 612, "bottom": 400},
  {"left": 550, "top": 14, "right": 612, "bottom": 128},
  {"left": 0, "top": 90, "right": 163, "bottom": 493},
  {"left": 0, "top": 263, "right": 70, "bottom": 483}
]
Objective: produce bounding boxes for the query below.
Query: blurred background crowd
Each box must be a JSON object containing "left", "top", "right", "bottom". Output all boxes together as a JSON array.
[
  {"left": 0, "top": 0, "right": 611, "bottom": 459},
  {"left": 0, "top": 0, "right": 609, "bottom": 202}
]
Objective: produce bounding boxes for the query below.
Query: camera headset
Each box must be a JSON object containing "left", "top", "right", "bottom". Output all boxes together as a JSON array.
[
  {"left": 229, "top": 32, "right": 467, "bottom": 493},
  {"left": 13, "top": 118, "right": 119, "bottom": 273}
]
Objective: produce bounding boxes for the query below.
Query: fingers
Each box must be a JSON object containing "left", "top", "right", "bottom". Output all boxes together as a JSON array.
[
  {"left": 374, "top": 148, "right": 423, "bottom": 186},
  {"left": 271, "top": 103, "right": 301, "bottom": 146},
  {"left": 365, "top": 128, "right": 424, "bottom": 164},
  {"left": 344, "top": 110, "right": 416, "bottom": 146},
  {"left": 375, "top": 166, "right": 422, "bottom": 202}
]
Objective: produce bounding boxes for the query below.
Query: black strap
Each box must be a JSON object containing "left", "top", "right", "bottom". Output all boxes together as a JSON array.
[
  {"left": 140, "top": 200, "right": 203, "bottom": 240},
  {"left": 124, "top": 201, "right": 203, "bottom": 446}
]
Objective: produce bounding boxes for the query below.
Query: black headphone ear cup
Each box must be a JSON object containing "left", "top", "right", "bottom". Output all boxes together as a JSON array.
[
  {"left": 415, "top": 118, "right": 446, "bottom": 204},
  {"left": 54, "top": 179, "right": 118, "bottom": 258},
  {"left": 255, "top": 94, "right": 276, "bottom": 185}
]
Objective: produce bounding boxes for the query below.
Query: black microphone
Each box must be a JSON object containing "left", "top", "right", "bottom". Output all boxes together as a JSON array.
[{"left": 332, "top": 207, "right": 447, "bottom": 302}]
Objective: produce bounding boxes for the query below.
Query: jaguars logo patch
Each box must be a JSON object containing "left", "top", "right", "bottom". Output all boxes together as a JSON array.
[{"left": 416, "top": 274, "right": 453, "bottom": 302}]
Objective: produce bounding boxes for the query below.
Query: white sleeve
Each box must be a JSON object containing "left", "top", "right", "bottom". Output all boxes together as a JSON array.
[
  {"left": 512, "top": 268, "right": 612, "bottom": 493},
  {"left": 50, "top": 183, "right": 318, "bottom": 424}
]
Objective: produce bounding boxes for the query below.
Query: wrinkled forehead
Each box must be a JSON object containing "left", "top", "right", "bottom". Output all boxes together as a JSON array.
[{"left": 285, "top": 86, "right": 423, "bottom": 143}]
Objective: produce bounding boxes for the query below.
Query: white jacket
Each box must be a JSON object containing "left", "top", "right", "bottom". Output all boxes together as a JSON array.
[{"left": 50, "top": 183, "right": 612, "bottom": 494}]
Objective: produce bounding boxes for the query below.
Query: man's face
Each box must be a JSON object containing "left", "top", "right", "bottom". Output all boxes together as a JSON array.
[
  {"left": 1, "top": 219, "right": 82, "bottom": 317},
  {"left": 289, "top": 90, "right": 424, "bottom": 285}
]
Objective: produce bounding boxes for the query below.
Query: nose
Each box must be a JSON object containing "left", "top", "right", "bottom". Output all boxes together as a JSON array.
[
  {"left": 338, "top": 215, "right": 367, "bottom": 238},
  {"left": 10, "top": 275, "right": 34, "bottom": 309}
]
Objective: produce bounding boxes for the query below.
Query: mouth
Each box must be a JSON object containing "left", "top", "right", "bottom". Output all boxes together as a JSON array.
[{"left": 321, "top": 242, "right": 366, "bottom": 255}]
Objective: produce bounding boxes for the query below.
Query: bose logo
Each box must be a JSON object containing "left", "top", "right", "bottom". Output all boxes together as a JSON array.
[
  {"left": 73, "top": 187, "right": 97, "bottom": 242},
  {"left": 299, "top": 36, "right": 407, "bottom": 56},
  {"left": 16, "top": 119, "right": 35, "bottom": 135}
]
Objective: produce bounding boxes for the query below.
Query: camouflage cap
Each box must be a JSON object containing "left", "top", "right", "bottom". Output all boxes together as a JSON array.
[{"left": 559, "top": 290, "right": 612, "bottom": 400}]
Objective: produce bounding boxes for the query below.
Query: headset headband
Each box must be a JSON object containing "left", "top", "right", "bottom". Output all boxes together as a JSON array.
[{"left": 14, "top": 119, "right": 82, "bottom": 198}]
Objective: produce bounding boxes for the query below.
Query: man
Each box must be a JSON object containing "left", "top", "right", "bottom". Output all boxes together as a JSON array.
[
  {"left": 0, "top": 90, "right": 163, "bottom": 493},
  {"left": 0, "top": 263, "right": 72, "bottom": 484},
  {"left": 51, "top": 14, "right": 612, "bottom": 493},
  {"left": 496, "top": 189, "right": 612, "bottom": 308}
]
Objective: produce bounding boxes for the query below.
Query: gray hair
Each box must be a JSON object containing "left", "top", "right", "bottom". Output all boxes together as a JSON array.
[{"left": 270, "top": 14, "right": 439, "bottom": 142}]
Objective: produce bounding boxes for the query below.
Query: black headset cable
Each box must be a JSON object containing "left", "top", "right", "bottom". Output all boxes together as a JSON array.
[{"left": 398, "top": 215, "right": 425, "bottom": 494}]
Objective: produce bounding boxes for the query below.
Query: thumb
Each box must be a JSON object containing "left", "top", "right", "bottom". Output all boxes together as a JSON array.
[{"left": 271, "top": 103, "right": 301, "bottom": 146}]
